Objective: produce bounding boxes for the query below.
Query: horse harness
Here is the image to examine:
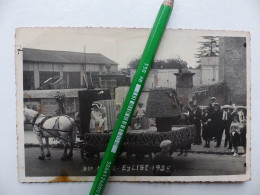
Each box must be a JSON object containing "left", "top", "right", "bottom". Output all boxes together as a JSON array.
[
  {"left": 32, "top": 113, "right": 41, "bottom": 125},
  {"left": 32, "top": 114, "right": 72, "bottom": 137},
  {"left": 32, "top": 113, "right": 51, "bottom": 136}
]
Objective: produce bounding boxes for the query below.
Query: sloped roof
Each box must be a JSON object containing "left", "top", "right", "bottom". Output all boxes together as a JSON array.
[{"left": 23, "top": 48, "right": 118, "bottom": 65}]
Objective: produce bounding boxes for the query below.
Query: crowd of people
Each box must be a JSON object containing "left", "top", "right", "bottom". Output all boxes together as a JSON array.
[
  {"left": 86, "top": 97, "right": 247, "bottom": 158},
  {"left": 186, "top": 97, "right": 247, "bottom": 157}
]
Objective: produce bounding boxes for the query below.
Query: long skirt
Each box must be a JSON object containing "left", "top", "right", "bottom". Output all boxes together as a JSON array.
[{"left": 202, "top": 125, "right": 213, "bottom": 140}]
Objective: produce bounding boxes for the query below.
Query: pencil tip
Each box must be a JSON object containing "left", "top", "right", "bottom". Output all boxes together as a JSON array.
[{"left": 163, "top": 0, "right": 174, "bottom": 8}]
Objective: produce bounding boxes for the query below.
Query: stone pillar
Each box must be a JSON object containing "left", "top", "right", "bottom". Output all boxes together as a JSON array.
[{"left": 174, "top": 70, "right": 195, "bottom": 106}]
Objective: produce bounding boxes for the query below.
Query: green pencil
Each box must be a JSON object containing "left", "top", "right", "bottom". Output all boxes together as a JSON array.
[{"left": 90, "top": 0, "right": 174, "bottom": 194}]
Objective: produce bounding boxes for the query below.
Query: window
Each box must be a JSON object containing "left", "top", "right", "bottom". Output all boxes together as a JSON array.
[
  {"left": 91, "top": 72, "right": 100, "bottom": 88},
  {"left": 40, "top": 71, "right": 60, "bottom": 86},
  {"left": 63, "top": 72, "right": 81, "bottom": 88},
  {"left": 23, "top": 71, "right": 34, "bottom": 90}
]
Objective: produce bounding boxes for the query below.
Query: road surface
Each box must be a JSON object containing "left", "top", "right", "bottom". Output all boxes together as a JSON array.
[{"left": 24, "top": 147, "right": 246, "bottom": 177}]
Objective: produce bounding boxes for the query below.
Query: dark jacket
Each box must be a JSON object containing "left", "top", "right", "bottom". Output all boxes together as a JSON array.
[
  {"left": 154, "top": 151, "right": 175, "bottom": 176},
  {"left": 189, "top": 106, "right": 202, "bottom": 127},
  {"left": 202, "top": 112, "right": 213, "bottom": 139},
  {"left": 212, "top": 108, "right": 223, "bottom": 125}
]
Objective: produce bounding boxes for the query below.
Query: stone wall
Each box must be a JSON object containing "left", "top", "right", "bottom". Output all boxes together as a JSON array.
[
  {"left": 190, "top": 68, "right": 202, "bottom": 86},
  {"left": 219, "top": 37, "right": 247, "bottom": 105},
  {"left": 193, "top": 82, "right": 225, "bottom": 106}
]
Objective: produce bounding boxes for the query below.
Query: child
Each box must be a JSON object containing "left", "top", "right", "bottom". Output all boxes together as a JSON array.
[
  {"left": 134, "top": 103, "right": 145, "bottom": 129},
  {"left": 154, "top": 140, "right": 175, "bottom": 176}
]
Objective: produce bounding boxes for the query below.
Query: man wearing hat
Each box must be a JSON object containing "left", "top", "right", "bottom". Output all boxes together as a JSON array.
[
  {"left": 188, "top": 101, "right": 202, "bottom": 145},
  {"left": 211, "top": 103, "right": 223, "bottom": 147},
  {"left": 154, "top": 140, "right": 175, "bottom": 176},
  {"left": 237, "top": 106, "right": 247, "bottom": 124},
  {"left": 201, "top": 106, "right": 213, "bottom": 148},
  {"left": 209, "top": 97, "right": 216, "bottom": 114},
  {"left": 222, "top": 105, "right": 232, "bottom": 149}
]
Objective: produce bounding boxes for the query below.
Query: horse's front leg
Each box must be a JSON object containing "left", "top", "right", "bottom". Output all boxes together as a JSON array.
[
  {"left": 36, "top": 135, "right": 45, "bottom": 160},
  {"left": 60, "top": 140, "right": 68, "bottom": 161},
  {"left": 45, "top": 137, "right": 51, "bottom": 158}
]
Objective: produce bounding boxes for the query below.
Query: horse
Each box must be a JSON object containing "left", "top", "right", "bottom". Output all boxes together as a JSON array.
[{"left": 24, "top": 107, "right": 77, "bottom": 160}]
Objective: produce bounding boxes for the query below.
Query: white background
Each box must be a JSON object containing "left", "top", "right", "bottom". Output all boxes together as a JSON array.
[{"left": 0, "top": 0, "right": 259, "bottom": 194}]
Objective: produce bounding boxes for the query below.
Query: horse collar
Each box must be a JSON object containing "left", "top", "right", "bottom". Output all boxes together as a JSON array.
[{"left": 32, "top": 113, "right": 41, "bottom": 124}]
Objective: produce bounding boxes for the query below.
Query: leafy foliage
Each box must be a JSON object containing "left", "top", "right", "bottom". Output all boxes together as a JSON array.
[
  {"left": 125, "top": 56, "right": 188, "bottom": 70},
  {"left": 195, "top": 36, "right": 219, "bottom": 66}
]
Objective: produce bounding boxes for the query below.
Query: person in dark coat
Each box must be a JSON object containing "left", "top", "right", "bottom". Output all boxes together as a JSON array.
[
  {"left": 208, "top": 97, "right": 216, "bottom": 115},
  {"left": 154, "top": 140, "right": 175, "bottom": 176},
  {"left": 177, "top": 113, "right": 191, "bottom": 156},
  {"left": 188, "top": 101, "right": 202, "bottom": 145},
  {"left": 222, "top": 105, "right": 232, "bottom": 149},
  {"left": 211, "top": 103, "right": 223, "bottom": 148},
  {"left": 201, "top": 107, "right": 212, "bottom": 148}
]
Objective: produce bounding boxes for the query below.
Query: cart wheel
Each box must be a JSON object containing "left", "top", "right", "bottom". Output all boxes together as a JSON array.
[{"left": 80, "top": 148, "right": 100, "bottom": 166}]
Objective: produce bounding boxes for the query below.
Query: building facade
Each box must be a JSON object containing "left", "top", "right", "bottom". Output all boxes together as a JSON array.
[
  {"left": 200, "top": 57, "right": 220, "bottom": 84},
  {"left": 23, "top": 48, "right": 119, "bottom": 90}
]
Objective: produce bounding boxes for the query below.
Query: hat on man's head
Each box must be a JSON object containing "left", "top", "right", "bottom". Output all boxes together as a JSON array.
[
  {"left": 92, "top": 102, "right": 101, "bottom": 109},
  {"left": 160, "top": 140, "right": 172, "bottom": 149},
  {"left": 204, "top": 106, "right": 210, "bottom": 111},
  {"left": 237, "top": 106, "right": 246, "bottom": 110},
  {"left": 222, "top": 105, "right": 229, "bottom": 109},
  {"left": 210, "top": 97, "right": 216, "bottom": 100}
]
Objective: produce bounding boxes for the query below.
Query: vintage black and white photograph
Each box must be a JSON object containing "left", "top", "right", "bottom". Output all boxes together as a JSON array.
[{"left": 16, "top": 28, "right": 250, "bottom": 182}]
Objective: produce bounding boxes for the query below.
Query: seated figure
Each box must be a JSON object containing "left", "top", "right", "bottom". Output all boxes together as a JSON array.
[{"left": 90, "top": 102, "right": 108, "bottom": 133}]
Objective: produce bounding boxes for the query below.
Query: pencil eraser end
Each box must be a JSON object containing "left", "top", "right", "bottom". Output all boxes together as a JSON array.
[{"left": 163, "top": 0, "right": 174, "bottom": 8}]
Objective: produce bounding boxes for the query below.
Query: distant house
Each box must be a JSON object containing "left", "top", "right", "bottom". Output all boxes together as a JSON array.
[
  {"left": 130, "top": 68, "right": 201, "bottom": 92},
  {"left": 23, "top": 48, "right": 118, "bottom": 90},
  {"left": 200, "top": 56, "right": 220, "bottom": 84}
]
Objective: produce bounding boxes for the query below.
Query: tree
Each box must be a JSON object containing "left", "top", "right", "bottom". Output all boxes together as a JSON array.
[
  {"left": 127, "top": 57, "right": 140, "bottom": 69},
  {"left": 195, "top": 36, "right": 219, "bottom": 66},
  {"left": 124, "top": 56, "right": 188, "bottom": 70}
]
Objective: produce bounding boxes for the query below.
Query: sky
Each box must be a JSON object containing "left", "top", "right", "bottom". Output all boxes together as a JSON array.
[{"left": 16, "top": 28, "right": 209, "bottom": 68}]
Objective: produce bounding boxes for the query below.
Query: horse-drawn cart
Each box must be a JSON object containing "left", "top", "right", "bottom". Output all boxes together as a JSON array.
[
  {"left": 78, "top": 89, "right": 196, "bottom": 166},
  {"left": 80, "top": 125, "right": 196, "bottom": 165},
  {"left": 24, "top": 88, "right": 196, "bottom": 168}
]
